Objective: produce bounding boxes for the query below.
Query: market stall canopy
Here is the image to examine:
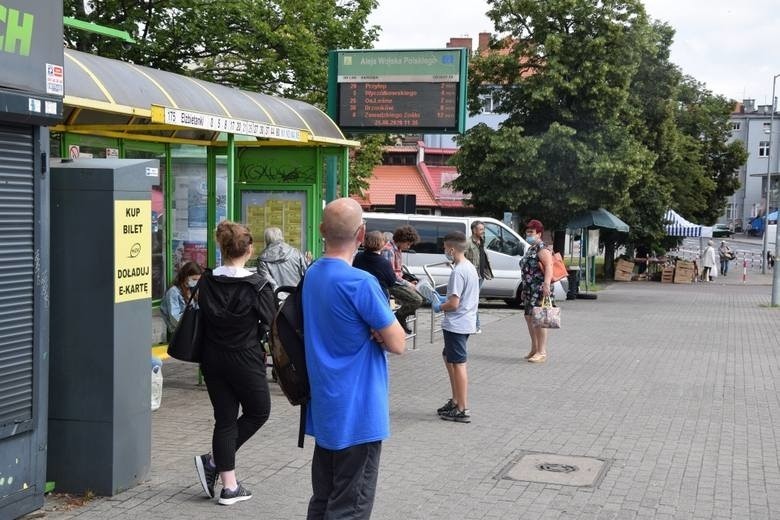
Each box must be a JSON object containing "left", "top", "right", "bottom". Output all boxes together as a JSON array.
[
  {"left": 664, "top": 209, "right": 713, "bottom": 237},
  {"left": 566, "top": 208, "right": 629, "bottom": 232},
  {"left": 57, "top": 48, "right": 356, "bottom": 147}
]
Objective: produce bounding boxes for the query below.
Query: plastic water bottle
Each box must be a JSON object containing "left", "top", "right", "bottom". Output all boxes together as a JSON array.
[{"left": 151, "top": 357, "right": 163, "bottom": 411}]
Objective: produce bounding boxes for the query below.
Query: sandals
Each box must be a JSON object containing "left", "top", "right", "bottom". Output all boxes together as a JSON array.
[{"left": 527, "top": 353, "right": 547, "bottom": 363}]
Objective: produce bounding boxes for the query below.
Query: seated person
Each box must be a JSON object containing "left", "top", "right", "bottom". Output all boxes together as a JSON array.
[
  {"left": 353, "top": 230, "right": 396, "bottom": 300},
  {"left": 256, "top": 226, "right": 308, "bottom": 295},
  {"left": 381, "top": 225, "right": 424, "bottom": 334},
  {"left": 160, "top": 261, "right": 203, "bottom": 334}
]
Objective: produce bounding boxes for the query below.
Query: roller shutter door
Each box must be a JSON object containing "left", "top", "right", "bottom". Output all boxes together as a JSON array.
[{"left": 0, "top": 124, "right": 34, "bottom": 437}]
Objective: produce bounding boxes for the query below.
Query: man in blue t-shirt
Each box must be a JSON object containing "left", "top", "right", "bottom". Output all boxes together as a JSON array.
[{"left": 303, "top": 198, "right": 406, "bottom": 519}]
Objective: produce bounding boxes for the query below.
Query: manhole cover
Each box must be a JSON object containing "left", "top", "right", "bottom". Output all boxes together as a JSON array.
[
  {"left": 500, "top": 453, "right": 608, "bottom": 487},
  {"left": 537, "top": 463, "right": 577, "bottom": 473}
]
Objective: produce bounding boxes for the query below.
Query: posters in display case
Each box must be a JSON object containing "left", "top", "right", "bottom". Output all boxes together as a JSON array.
[{"left": 242, "top": 191, "right": 307, "bottom": 260}]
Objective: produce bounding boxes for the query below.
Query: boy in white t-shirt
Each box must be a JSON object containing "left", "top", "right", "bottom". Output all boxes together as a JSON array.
[{"left": 430, "top": 231, "right": 479, "bottom": 423}]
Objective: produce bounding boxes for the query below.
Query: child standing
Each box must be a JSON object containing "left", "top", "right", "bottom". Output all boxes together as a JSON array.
[{"left": 431, "top": 231, "right": 479, "bottom": 423}]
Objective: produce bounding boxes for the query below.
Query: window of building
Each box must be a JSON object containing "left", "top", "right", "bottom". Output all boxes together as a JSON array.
[
  {"left": 730, "top": 122, "right": 741, "bottom": 131},
  {"left": 764, "top": 122, "right": 772, "bottom": 131},
  {"left": 759, "top": 141, "right": 770, "bottom": 157}
]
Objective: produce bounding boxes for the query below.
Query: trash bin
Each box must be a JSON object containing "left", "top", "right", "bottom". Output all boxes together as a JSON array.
[{"left": 566, "top": 266, "right": 580, "bottom": 300}]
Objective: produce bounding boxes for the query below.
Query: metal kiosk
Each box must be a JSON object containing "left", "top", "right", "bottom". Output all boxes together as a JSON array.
[{"left": 48, "top": 158, "right": 157, "bottom": 495}]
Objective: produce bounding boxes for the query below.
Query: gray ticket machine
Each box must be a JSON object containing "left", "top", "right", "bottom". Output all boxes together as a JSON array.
[{"left": 48, "top": 158, "right": 158, "bottom": 495}]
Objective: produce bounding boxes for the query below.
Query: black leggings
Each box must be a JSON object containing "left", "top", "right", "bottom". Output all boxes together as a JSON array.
[{"left": 201, "top": 346, "right": 270, "bottom": 472}]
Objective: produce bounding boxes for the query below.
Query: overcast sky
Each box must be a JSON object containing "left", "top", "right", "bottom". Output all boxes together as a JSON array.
[{"left": 368, "top": 0, "right": 780, "bottom": 104}]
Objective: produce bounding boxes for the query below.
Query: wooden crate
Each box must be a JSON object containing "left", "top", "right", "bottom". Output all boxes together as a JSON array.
[
  {"left": 614, "top": 259, "right": 635, "bottom": 282},
  {"left": 673, "top": 267, "right": 695, "bottom": 284},
  {"left": 661, "top": 267, "right": 674, "bottom": 283}
]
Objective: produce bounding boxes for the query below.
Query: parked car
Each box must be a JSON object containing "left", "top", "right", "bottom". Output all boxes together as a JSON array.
[
  {"left": 712, "top": 224, "right": 733, "bottom": 238},
  {"left": 363, "top": 212, "right": 568, "bottom": 306}
]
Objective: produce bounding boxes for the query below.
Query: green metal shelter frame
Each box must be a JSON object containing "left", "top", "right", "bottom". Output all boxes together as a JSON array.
[{"left": 53, "top": 48, "right": 355, "bottom": 305}]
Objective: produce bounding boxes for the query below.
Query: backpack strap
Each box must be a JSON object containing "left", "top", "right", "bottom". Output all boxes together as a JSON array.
[{"left": 298, "top": 402, "right": 306, "bottom": 449}]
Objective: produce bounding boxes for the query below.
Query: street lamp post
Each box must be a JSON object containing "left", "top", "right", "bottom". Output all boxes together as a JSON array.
[{"left": 762, "top": 74, "right": 780, "bottom": 275}]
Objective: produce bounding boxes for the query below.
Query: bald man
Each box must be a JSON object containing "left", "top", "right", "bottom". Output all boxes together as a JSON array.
[{"left": 302, "top": 197, "right": 405, "bottom": 519}]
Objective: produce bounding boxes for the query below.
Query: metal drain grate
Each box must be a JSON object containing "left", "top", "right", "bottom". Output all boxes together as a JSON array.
[
  {"left": 537, "top": 463, "right": 578, "bottom": 473},
  {"left": 499, "top": 452, "right": 609, "bottom": 487}
]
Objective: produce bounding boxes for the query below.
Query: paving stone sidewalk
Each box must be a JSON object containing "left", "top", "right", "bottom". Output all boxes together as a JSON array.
[{"left": 39, "top": 279, "right": 780, "bottom": 520}]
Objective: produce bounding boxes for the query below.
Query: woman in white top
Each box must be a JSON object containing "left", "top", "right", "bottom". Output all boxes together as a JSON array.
[{"left": 700, "top": 240, "right": 717, "bottom": 282}]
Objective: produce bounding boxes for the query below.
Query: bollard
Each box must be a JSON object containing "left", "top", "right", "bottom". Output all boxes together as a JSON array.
[{"left": 743, "top": 257, "right": 747, "bottom": 284}]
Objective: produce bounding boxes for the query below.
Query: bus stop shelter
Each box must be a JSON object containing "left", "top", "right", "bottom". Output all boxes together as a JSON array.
[{"left": 53, "top": 49, "right": 357, "bottom": 338}]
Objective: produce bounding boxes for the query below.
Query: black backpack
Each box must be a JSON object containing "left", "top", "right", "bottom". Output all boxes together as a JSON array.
[{"left": 270, "top": 278, "right": 309, "bottom": 448}]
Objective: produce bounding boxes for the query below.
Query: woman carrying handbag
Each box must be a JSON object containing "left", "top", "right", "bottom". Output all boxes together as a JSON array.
[
  {"left": 192, "top": 221, "right": 276, "bottom": 506},
  {"left": 519, "top": 219, "right": 555, "bottom": 363}
]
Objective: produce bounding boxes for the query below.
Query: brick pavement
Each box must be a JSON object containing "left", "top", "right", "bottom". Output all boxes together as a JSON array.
[{"left": 39, "top": 277, "right": 780, "bottom": 520}]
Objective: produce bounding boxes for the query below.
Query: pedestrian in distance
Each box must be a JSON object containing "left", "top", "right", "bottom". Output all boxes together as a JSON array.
[
  {"left": 701, "top": 240, "right": 717, "bottom": 282},
  {"left": 464, "top": 220, "right": 493, "bottom": 334},
  {"left": 303, "top": 198, "right": 406, "bottom": 520},
  {"left": 193, "top": 221, "right": 277, "bottom": 506},
  {"left": 519, "top": 219, "right": 554, "bottom": 363},
  {"left": 353, "top": 230, "right": 397, "bottom": 300},
  {"left": 256, "top": 226, "right": 308, "bottom": 296},
  {"left": 160, "top": 260, "right": 203, "bottom": 335},
  {"left": 718, "top": 241, "right": 733, "bottom": 277},
  {"left": 381, "top": 225, "right": 424, "bottom": 334},
  {"left": 432, "top": 231, "right": 480, "bottom": 423}
]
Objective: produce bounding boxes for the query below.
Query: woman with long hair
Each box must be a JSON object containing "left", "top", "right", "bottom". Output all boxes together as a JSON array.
[
  {"left": 193, "top": 221, "right": 276, "bottom": 506},
  {"left": 160, "top": 261, "right": 204, "bottom": 334}
]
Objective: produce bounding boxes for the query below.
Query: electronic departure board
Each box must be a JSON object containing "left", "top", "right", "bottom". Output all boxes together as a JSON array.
[{"left": 327, "top": 49, "right": 468, "bottom": 134}]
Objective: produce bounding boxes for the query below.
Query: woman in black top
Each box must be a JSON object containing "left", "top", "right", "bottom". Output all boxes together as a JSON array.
[
  {"left": 193, "top": 221, "right": 276, "bottom": 506},
  {"left": 353, "top": 230, "right": 396, "bottom": 300}
]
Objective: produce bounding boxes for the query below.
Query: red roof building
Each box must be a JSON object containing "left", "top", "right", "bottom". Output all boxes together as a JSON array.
[{"left": 352, "top": 141, "right": 471, "bottom": 215}]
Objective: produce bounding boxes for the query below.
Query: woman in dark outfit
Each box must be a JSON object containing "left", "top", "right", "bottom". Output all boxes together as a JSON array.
[
  {"left": 353, "top": 230, "right": 397, "bottom": 300},
  {"left": 193, "top": 221, "right": 276, "bottom": 506}
]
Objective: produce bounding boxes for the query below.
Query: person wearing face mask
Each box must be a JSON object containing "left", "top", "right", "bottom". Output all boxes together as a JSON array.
[
  {"left": 432, "top": 231, "right": 479, "bottom": 423},
  {"left": 303, "top": 198, "right": 406, "bottom": 519},
  {"left": 160, "top": 260, "right": 204, "bottom": 334},
  {"left": 519, "top": 219, "right": 554, "bottom": 363}
]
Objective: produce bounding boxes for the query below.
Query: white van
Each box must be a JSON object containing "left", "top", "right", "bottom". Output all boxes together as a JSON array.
[{"left": 363, "top": 212, "right": 567, "bottom": 305}]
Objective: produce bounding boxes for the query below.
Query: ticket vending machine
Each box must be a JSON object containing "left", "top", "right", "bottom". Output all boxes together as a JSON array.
[{"left": 48, "top": 159, "right": 157, "bottom": 495}]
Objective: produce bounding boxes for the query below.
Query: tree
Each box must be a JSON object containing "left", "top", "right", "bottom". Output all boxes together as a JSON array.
[
  {"left": 671, "top": 77, "right": 747, "bottom": 224},
  {"left": 348, "top": 133, "right": 386, "bottom": 196},
  {"left": 453, "top": 0, "right": 657, "bottom": 233},
  {"left": 64, "top": 0, "right": 379, "bottom": 105},
  {"left": 453, "top": 0, "right": 746, "bottom": 254}
]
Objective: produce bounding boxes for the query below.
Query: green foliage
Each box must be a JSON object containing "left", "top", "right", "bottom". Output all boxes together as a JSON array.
[
  {"left": 64, "top": 0, "right": 379, "bottom": 106},
  {"left": 347, "top": 134, "right": 388, "bottom": 196},
  {"left": 456, "top": 0, "right": 657, "bottom": 232},
  {"left": 454, "top": 0, "right": 746, "bottom": 246}
]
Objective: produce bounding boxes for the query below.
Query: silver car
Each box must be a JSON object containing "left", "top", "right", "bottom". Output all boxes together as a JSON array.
[{"left": 363, "top": 213, "right": 567, "bottom": 305}]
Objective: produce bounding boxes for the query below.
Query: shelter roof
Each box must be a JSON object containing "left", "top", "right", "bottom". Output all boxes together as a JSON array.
[{"left": 57, "top": 49, "right": 356, "bottom": 147}]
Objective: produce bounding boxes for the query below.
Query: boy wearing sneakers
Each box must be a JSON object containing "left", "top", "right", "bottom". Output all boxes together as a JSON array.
[{"left": 430, "top": 231, "right": 479, "bottom": 423}]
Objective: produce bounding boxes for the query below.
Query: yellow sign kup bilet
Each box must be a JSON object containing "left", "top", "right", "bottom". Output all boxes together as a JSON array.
[{"left": 114, "top": 200, "right": 152, "bottom": 303}]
